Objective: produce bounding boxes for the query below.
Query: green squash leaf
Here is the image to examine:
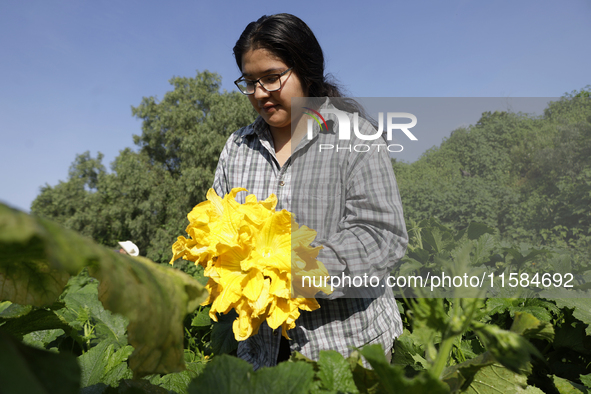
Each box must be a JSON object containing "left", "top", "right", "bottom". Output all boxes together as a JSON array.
[
  {"left": 210, "top": 311, "right": 238, "bottom": 355},
  {"left": 147, "top": 360, "right": 206, "bottom": 394},
  {"left": 316, "top": 350, "right": 359, "bottom": 393},
  {"left": 552, "top": 375, "right": 587, "bottom": 393},
  {"left": 78, "top": 341, "right": 134, "bottom": 388},
  {"left": 251, "top": 361, "right": 315, "bottom": 394},
  {"left": 1, "top": 306, "right": 71, "bottom": 340},
  {"left": 472, "top": 322, "right": 540, "bottom": 373},
  {"left": 188, "top": 354, "right": 315, "bottom": 394},
  {"left": 191, "top": 306, "right": 212, "bottom": 328},
  {"left": 552, "top": 298, "right": 591, "bottom": 335},
  {"left": 443, "top": 351, "right": 497, "bottom": 391},
  {"left": 0, "top": 302, "right": 32, "bottom": 318},
  {"left": 462, "top": 363, "right": 528, "bottom": 393},
  {"left": 360, "top": 344, "right": 449, "bottom": 394},
  {"left": 22, "top": 328, "right": 65, "bottom": 350},
  {"left": 466, "top": 222, "right": 495, "bottom": 241},
  {"left": 580, "top": 373, "right": 591, "bottom": 390},
  {"left": 510, "top": 312, "right": 554, "bottom": 342},
  {"left": 0, "top": 203, "right": 206, "bottom": 377},
  {"left": 0, "top": 329, "right": 80, "bottom": 394},
  {"left": 55, "top": 274, "right": 128, "bottom": 349},
  {"left": 188, "top": 355, "right": 252, "bottom": 394}
]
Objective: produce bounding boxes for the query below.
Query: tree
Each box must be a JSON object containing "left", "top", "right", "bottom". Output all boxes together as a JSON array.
[
  {"left": 393, "top": 89, "right": 591, "bottom": 251},
  {"left": 32, "top": 70, "right": 257, "bottom": 263}
]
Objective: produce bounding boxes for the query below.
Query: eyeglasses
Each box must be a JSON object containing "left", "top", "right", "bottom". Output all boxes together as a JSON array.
[{"left": 234, "top": 68, "right": 293, "bottom": 95}]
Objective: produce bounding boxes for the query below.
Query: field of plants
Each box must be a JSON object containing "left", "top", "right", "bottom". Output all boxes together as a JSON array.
[
  {"left": 2, "top": 78, "right": 590, "bottom": 393},
  {"left": 2, "top": 205, "right": 591, "bottom": 393}
]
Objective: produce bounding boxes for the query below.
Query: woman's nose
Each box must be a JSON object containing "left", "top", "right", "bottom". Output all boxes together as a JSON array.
[{"left": 253, "top": 83, "right": 271, "bottom": 99}]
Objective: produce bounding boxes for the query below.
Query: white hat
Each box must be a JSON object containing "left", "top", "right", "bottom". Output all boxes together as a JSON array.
[{"left": 118, "top": 241, "right": 139, "bottom": 256}]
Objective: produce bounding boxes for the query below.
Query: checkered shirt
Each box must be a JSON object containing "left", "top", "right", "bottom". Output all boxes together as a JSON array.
[{"left": 212, "top": 98, "right": 408, "bottom": 370}]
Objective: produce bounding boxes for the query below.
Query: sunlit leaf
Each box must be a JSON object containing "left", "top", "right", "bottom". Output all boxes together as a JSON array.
[
  {"left": 78, "top": 341, "right": 134, "bottom": 388},
  {"left": 552, "top": 375, "right": 587, "bottom": 393},
  {"left": 0, "top": 203, "right": 206, "bottom": 377},
  {"left": 461, "top": 363, "right": 528, "bottom": 393},
  {"left": 510, "top": 312, "right": 554, "bottom": 342},
  {"left": 552, "top": 297, "right": 591, "bottom": 335},
  {"left": 147, "top": 361, "right": 206, "bottom": 394},
  {"left": 442, "top": 351, "right": 496, "bottom": 392},
  {"left": 316, "top": 350, "right": 359, "bottom": 393}
]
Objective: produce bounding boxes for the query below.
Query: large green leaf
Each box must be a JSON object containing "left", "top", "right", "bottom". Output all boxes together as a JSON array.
[
  {"left": 191, "top": 306, "right": 212, "bottom": 328},
  {"left": 471, "top": 321, "right": 541, "bottom": 373},
  {"left": 0, "top": 203, "right": 206, "bottom": 377},
  {"left": 580, "top": 373, "right": 591, "bottom": 390},
  {"left": 462, "top": 363, "right": 528, "bottom": 393},
  {"left": 0, "top": 305, "right": 71, "bottom": 340},
  {"left": 90, "top": 256, "right": 207, "bottom": 377},
  {"left": 188, "top": 355, "right": 315, "bottom": 394},
  {"left": 315, "top": 350, "right": 359, "bottom": 393},
  {"left": 210, "top": 311, "right": 238, "bottom": 355},
  {"left": 552, "top": 375, "right": 587, "bottom": 393},
  {"left": 442, "top": 351, "right": 496, "bottom": 392},
  {"left": 22, "top": 328, "right": 65, "bottom": 350},
  {"left": 0, "top": 302, "right": 32, "bottom": 318},
  {"left": 147, "top": 361, "right": 206, "bottom": 394},
  {"left": 78, "top": 341, "right": 134, "bottom": 388},
  {"left": 391, "top": 330, "right": 428, "bottom": 371},
  {"left": 360, "top": 344, "right": 449, "bottom": 394},
  {"left": 510, "top": 312, "right": 554, "bottom": 342},
  {"left": 552, "top": 298, "right": 591, "bottom": 335},
  {"left": 0, "top": 329, "right": 81, "bottom": 394},
  {"left": 523, "top": 386, "right": 546, "bottom": 393},
  {"left": 466, "top": 222, "right": 496, "bottom": 241},
  {"left": 485, "top": 298, "right": 559, "bottom": 323},
  {"left": 187, "top": 355, "right": 252, "bottom": 394},
  {"left": 81, "top": 379, "right": 170, "bottom": 394},
  {"left": 250, "top": 362, "right": 315, "bottom": 394},
  {"left": 55, "top": 273, "right": 128, "bottom": 349}
]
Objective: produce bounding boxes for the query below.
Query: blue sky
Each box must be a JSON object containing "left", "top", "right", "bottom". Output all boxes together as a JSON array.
[{"left": 1, "top": 0, "right": 589, "bottom": 212}]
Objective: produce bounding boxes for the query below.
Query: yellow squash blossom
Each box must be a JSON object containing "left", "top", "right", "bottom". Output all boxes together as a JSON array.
[{"left": 170, "top": 188, "right": 332, "bottom": 341}]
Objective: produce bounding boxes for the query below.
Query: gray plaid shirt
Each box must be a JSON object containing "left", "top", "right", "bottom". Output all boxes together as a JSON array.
[{"left": 213, "top": 98, "right": 407, "bottom": 369}]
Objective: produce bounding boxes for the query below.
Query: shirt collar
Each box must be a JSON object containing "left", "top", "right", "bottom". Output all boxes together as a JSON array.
[
  {"left": 241, "top": 115, "right": 267, "bottom": 136},
  {"left": 242, "top": 97, "right": 335, "bottom": 142}
]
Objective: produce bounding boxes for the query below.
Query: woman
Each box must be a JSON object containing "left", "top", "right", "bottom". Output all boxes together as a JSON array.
[{"left": 212, "top": 13, "right": 408, "bottom": 369}]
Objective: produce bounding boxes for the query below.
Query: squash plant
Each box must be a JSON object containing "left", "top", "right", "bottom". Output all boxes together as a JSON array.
[{"left": 2, "top": 204, "right": 591, "bottom": 393}]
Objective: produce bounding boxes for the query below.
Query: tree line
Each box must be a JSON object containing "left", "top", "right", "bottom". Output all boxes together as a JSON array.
[
  {"left": 31, "top": 71, "right": 590, "bottom": 266},
  {"left": 393, "top": 87, "right": 591, "bottom": 266}
]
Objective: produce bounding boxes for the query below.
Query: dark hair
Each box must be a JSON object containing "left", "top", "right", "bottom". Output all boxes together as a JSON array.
[{"left": 233, "top": 13, "right": 366, "bottom": 116}]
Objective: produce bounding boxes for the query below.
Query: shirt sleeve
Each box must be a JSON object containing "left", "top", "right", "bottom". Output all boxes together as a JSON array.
[
  {"left": 212, "top": 137, "right": 231, "bottom": 197},
  {"left": 312, "top": 134, "right": 408, "bottom": 299}
]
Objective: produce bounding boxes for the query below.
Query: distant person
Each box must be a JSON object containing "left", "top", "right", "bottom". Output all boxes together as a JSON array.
[{"left": 116, "top": 241, "right": 139, "bottom": 256}]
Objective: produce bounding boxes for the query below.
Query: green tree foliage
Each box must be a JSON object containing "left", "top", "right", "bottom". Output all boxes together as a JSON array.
[
  {"left": 394, "top": 88, "right": 591, "bottom": 252},
  {"left": 31, "top": 71, "right": 257, "bottom": 263}
]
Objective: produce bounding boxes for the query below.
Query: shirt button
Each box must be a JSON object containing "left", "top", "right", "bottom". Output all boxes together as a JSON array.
[
  {"left": 279, "top": 181, "right": 285, "bottom": 186},
  {"left": 273, "top": 330, "right": 279, "bottom": 336}
]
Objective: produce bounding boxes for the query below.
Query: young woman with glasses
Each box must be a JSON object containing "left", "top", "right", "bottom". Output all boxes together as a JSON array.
[{"left": 212, "top": 13, "right": 408, "bottom": 370}]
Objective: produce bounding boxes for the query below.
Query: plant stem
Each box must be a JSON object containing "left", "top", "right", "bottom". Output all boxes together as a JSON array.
[{"left": 430, "top": 335, "right": 455, "bottom": 379}]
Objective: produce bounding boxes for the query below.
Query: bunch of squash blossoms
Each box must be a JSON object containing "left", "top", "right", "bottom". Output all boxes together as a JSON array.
[{"left": 170, "top": 188, "right": 332, "bottom": 341}]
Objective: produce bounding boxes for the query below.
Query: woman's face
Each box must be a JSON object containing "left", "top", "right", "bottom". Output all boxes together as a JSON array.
[{"left": 241, "top": 48, "right": 307, "bottom": 136}]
